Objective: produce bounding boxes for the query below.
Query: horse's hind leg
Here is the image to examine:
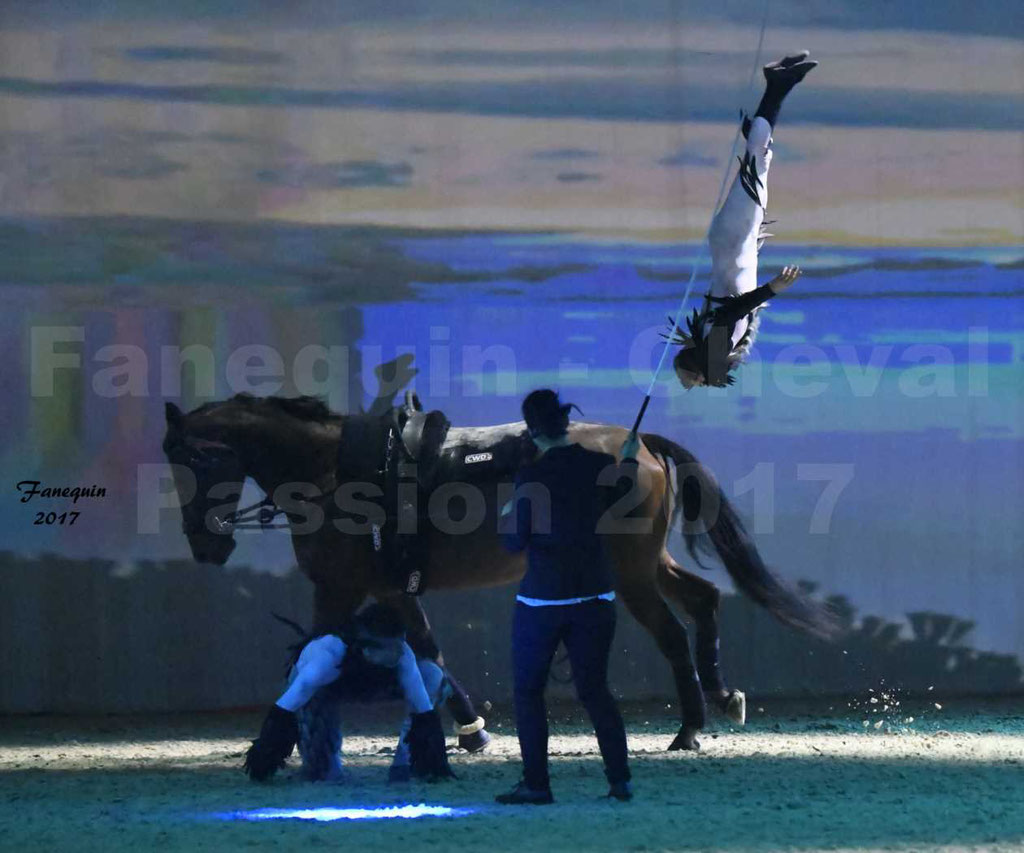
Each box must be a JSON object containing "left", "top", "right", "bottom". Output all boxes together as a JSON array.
[
  {"left": 657, "top": 556, "right": 746, "bottom": 725},
  {"left": 658, "top": 558, "right": 725, "bottom": 697},
  {"left": 616, "top": 580, "right": 706, "bottom": 751},
  {"left": 384, "top": 594, "right": 491, "bottom": 753}
]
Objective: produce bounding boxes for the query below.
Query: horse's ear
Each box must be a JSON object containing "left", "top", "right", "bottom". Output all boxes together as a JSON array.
[{"left": 165, "top": 401, "right": 184, "bottom": 428}]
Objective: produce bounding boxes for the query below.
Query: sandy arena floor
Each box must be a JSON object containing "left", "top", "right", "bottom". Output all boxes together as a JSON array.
[{"left": 1, "top": 698, "right": 1022, "bottom": 852}]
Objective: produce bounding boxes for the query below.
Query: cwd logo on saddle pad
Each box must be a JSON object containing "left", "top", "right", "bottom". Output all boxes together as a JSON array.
[{"left": 464, "top": 452, "right": 493, "bottom": 464}]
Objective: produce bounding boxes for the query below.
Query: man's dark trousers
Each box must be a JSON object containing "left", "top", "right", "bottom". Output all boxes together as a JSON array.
[{"left": 512, "top": 598, "right": 630, "bottom": 790}]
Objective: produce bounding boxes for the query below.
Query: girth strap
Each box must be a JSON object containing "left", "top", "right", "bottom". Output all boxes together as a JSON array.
[{"left": 336, "top": 410, "right": 438, "bottom": 596}]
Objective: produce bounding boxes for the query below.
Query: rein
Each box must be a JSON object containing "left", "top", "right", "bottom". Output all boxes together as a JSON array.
[
  {"left": 217, "top": 496, "right": 289, "bottom": 531},
  {"left": 172, "top": 434, "right": 292, "bottom": 533}
]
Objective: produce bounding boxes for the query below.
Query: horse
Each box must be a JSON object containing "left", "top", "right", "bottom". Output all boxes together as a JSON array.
[{"left": 161, "top": 392, "right": 837, "bottom": 751}]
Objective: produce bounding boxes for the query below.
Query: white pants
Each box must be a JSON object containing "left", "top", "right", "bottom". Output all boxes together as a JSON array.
[
  {"left": 296, "top": 658, "right": 449, "bottom": 780},
  {"left": 706, "top": 116, "right": 773, "bottom": 350}
]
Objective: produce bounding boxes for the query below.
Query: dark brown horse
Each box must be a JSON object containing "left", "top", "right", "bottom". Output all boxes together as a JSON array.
[{"left": 162, "top": 393, "right": 836, "bottom": 750}]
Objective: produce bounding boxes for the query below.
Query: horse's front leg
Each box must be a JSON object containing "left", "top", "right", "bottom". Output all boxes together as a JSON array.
[{"left": 383, "top": 594, "right": 491, "bottom": 753}]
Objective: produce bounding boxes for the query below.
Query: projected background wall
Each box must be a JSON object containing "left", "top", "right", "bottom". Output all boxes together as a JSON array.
[{"left": 0, "top": 1, "right": 1020, "bottom": 710}]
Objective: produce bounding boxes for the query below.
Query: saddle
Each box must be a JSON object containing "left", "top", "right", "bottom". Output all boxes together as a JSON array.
[
  {"left": 394, "top": 391, "right": 451, "bottom": 490},
  {"left": 335, "top": 392, "right": 534, "bottom": 597}
]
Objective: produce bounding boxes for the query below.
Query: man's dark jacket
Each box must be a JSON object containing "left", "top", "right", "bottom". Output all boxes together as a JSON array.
[{"left": 502, "top": 443, "right": 631, "bottom": 601}]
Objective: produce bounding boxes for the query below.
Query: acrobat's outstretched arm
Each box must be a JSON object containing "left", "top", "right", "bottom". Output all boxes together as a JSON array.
[
  {"left": 708, "top": 265, "right": 801, "bottom": 328},
  {"left": 765, "top": 264, "right": 801, "bottom": 294}
]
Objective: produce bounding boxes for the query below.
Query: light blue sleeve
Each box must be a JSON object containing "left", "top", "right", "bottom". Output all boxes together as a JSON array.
[
  {"left": 276, "top": 634, "right": 347, "bottom": 712},
  {"left": 395, "top": 642, "right": 433, "bottom": 714}
]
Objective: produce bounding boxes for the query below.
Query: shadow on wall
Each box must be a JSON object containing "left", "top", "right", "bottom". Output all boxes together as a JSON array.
[{"left": 0, "top": 554, "right": 1020, "bottom": 713}]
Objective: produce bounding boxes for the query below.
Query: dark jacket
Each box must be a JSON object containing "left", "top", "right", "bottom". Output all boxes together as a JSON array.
[
  {"left": 329, "top": 645, "right": 402, "bottom": 703},
  {"left": 705, "top": 282, "right": 776, "bottom": 385},
  {"left": 502, "top": 442, "right": 630, "bottom": 601},
  {"left": 708, "top": 281, "right": 777, "bottom": 330},
  {"left": 285, "top": 633, "right": 398, "bottom": 704}
]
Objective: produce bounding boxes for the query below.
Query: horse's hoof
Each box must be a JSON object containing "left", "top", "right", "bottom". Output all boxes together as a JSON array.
[
  {"left": 667, "top": 726, "right": 701, "bottom": 752},
  {"left": 458, "top": 728, "right": 491, "bottom": 753},
  {"left": 724, "top": 689, "right": 747, "bottom": 726}
]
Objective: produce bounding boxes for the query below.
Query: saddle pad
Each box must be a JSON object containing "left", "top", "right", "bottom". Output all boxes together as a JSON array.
[{"left": 434, "top": 426, "right": 536, "bottom": 486}]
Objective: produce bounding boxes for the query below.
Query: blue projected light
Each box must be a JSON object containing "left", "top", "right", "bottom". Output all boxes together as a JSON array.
[{"left": 218, "top": 803, "right": 474, "bottom": 822}]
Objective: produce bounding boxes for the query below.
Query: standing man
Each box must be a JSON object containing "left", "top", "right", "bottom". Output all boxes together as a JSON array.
[{"left": 496, "top": 389, "right": 632, "bottom": 805}]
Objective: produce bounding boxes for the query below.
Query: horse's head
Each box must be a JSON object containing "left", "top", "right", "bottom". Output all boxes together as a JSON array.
[{"left": 162, "top": 401, "right": 245, "bottom": 566}]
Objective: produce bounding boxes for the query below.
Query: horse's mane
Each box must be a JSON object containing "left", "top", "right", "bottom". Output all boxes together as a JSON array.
[
  {"left": 261, "top": 394, "right": 338, "bottom": 423},
  {"left": 194, "top": 393, "right": 339, "bottom": 423}
]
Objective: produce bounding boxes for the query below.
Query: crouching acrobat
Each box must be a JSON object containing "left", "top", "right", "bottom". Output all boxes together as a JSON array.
[{"left": 243, "top": 603, "right": 456, "bottom": 783}]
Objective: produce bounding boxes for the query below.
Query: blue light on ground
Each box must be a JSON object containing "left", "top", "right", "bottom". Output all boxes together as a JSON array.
[{"left": 217, "top": 803, "right": 475, "bottom": 822}]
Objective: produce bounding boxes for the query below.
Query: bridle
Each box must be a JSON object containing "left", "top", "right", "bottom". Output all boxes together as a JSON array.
[{"left": 169, "top": 435, "right": 289, "bottom": 533}]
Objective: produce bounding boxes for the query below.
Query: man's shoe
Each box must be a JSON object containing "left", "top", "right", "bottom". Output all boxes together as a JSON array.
[
  {"left": 606, "top": 781, "right": 633, "bottom": 801},
  {"left": 495, "top": 781, "right": 554, "bottom": 805}
]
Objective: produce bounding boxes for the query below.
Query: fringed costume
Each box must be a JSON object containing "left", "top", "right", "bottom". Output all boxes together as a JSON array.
[{"left": 673, "top": 51, "right": 817, "bottom": 387}]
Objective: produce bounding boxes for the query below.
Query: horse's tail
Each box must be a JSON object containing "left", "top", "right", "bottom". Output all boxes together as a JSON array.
[{"left": 641, "top": 433, "right": 840, "bottom": 641}]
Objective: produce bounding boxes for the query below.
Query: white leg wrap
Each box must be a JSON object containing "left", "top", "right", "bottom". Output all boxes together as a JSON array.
[{"left": 453, "top": 716, "right": 485, "bottom": 736}]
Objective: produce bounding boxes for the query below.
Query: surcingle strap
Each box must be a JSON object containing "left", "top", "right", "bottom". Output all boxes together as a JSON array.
[
  {"left": 377, "top": 422, "right": 428, "bottom": 596},
  {"left": 335, "top": 413, "right": 391, "bottom": 486},
  {"left": 404, "top": 569, "right": 423, "bottom": 595},
  {"left": 335, "top": 414, "right": 424, "bottom": 596}
]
